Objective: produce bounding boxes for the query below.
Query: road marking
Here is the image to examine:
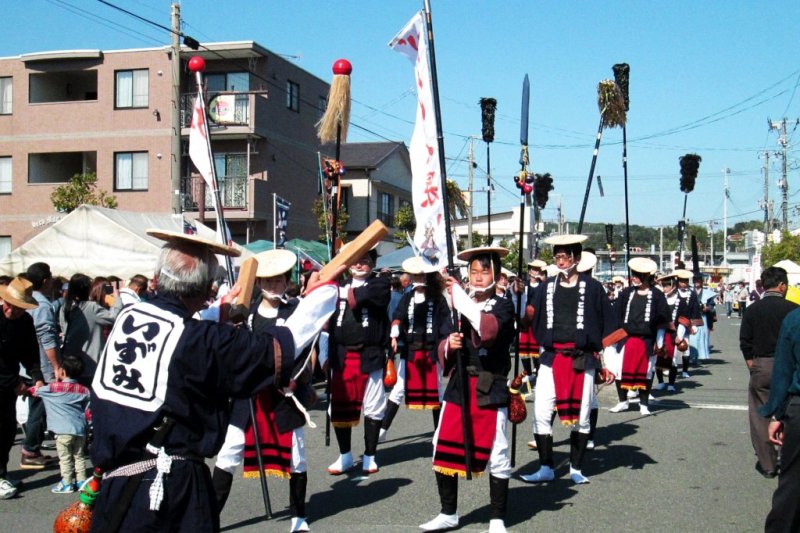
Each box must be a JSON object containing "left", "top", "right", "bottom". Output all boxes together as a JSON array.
[{"left": 687, "top": 403, "right": 747, "bottom": 411}]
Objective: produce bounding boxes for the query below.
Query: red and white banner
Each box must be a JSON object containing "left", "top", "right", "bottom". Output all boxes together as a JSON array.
[
  {"left": 390, "top": 11, "right": 450, "bottom": 267},
  {"left": 189, "top": 88, "right": 217, "bottom": 194}
]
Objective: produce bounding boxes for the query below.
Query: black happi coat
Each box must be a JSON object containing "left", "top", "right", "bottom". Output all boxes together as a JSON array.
[
  {"left": 615, "top": 286, "right": 671, "bottom": 341},
  {"left": 443, "top": 294, "right": 516, "bottom": 408},
  {"left": 329, "top": 274, "right": 391, "bottom": 374},
  {"left": 91, "top": 294, "right": 295, "bottom": 471},
  {"left": 533, "top": 274, "right": 617, "bottom": 368},
  {"left": 392, "top": 290, "right": 452, "bottom": 363}
]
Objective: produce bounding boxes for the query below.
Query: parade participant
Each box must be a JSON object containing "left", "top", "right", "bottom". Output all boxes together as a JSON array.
[
  {"left": 653, "top": 269, "right": 700, "bottom": 392},
  {"left": 608, "top": 257, "right": 671, "bottom": 416},
  {"left": 380, "top": 256, "right": 451, "bottom": 442},
  {"left": 761, "top": 304, "right": 800, "bottom": 532},
  {"left": 323, "top": 244, "right": 391, "bottom": 476},
  {"left": 89, "top": 230, "right": 342, "bottom": 532},
  {"left": 610, "top": 275, "right": 626, "bottom": 303},
  {"left": 211, "top": 249, "right": 317, "bottom": 532},
  {"left": 513, "top": 259, "right": 547, "bottom": 374},
  {"left": 519, "top": 239, "right": 616, "bottom": 485},
  {"left": 689, "top": 274, "right": 716, "bottom": 363},
  {"left": 740, "top": 267, "right": 797, "bottom": 480},
  {"left": 0, "top": 277, "right": 43, "bottom": 499},
  {"left": 420, "top": 246, "right": 515, "bottom": 533},
  {"left": 513, "top": 259, "right": 547, "bottom": 450}
]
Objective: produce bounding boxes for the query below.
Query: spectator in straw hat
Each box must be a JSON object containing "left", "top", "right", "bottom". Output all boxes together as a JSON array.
[{"left": 0, "top": 277, "right": 44, "bottom": 499}]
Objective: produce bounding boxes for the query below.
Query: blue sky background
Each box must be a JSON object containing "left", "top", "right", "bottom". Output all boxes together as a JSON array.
[{"left": 4, "top": 1, "right": 800, "bottom": 232}]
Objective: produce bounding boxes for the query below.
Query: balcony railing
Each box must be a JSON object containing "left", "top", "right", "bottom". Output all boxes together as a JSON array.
[
  {"left": 180, "top": 176, "right": 248, "bottom": 211},
  {"left": 180, "top": 92, "right": 250, "bottom": 128}
]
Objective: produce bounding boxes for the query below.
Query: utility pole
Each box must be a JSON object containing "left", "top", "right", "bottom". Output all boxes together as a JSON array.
[
  {"left": 759, "top": 151, "right": 771, "bottom": 232},
  {"left": 722, "top": 167, "right": 729, "bottom": 266},
  {"left": 708, "top": 221, "right": 715, "bottom": 267},
  {"left": 769, "top": 117, "right": 799, "bottom": 232},
  {"left": 171, "top": 3, "right": 182, "bottom": 215},
  {"left": 467, "top": 137, "right": 474, "bottom": 248}
]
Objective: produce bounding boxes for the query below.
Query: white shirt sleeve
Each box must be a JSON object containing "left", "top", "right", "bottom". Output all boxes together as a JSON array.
[
  {"left": 450, "top": 283, "right": 482, "bottom": 336},
  {"left": 284, "top": 283, "right": 339, "bottom": 357}
]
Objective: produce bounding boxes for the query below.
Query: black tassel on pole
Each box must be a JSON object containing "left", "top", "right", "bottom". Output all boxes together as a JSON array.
[{"left": 480, "top": 97, "right": 496, "bottom": 244}]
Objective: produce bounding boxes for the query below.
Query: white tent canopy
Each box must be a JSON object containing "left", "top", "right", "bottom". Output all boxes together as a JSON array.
[
  {"left": 0, "top": 205, "right": 190, "bottom": 279},
  {"left": 773, "top": 259, "right": 800, "bottom": 286}
]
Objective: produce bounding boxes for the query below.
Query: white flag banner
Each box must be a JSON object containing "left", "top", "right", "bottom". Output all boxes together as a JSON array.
[
  {"left": 189, "top": 89, "right": 217, "bottom": 195},
  {"left": 390, "top": 12, "right": 450, "bottom": 267},
  {"left": 189, "top": 86, "right": 230, "bottom": 246}
]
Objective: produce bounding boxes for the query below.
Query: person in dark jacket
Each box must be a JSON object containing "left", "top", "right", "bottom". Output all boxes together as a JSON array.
[
  {"left": 0, "top": 277, "right": 44, "bottom": 499},
  {"left": 740, "top": 266, "right": 798, "bottom": 479}
]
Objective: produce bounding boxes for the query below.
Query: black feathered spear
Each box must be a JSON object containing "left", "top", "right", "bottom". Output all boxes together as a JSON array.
[{"left": 678, "top": 153, "right": 701, "bottom": 257}]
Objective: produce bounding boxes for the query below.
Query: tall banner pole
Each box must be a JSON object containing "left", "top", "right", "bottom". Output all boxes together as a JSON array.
[
  {"left": 423, "top": 0, "right": 474, "bottom": 480},
  {"left": 511, "top": 74, "right": 534, "bottom": 467},
  {"left": 187, "top": 56, "right": 272, "bottom": 518},
  {"left": 317, "top": 59, "right": 352, "bottom": 447},
  {"left": 613, "top": 64, "right": 632, "bottom": 280}
]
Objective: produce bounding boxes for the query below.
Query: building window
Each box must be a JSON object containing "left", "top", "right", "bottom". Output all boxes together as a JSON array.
[
  {"left": 378, "top": 192, "right": 394, "bottom": 226},
  {"left": 28, "top": 152, "right": 96, "bottom": 184},
  {"left": 115, "top": 152, "right": 148, "bottom": 190},
  {"left": 115, "top": 69, "right": 149, "bottom": 108},
  {"left": 206, "top": 72, "right": 249, "bottom": 93},
  {"left": 286, "top": 81, "right": 299, "bottom": 112},
  {"left": 29, "top": 70, "right": 97, "bottom": 103},
  {"left": 318, "top": 96, "right": 327, "bottom": 121},
  {"left": 0, "top": 236, "right": 10, "bottom": 259},
  {"left": 0, "top": 157, "right": 10, "bottom": 193},
  {"left": 0, "top": 78, "right": 11, "bottom": 114}
]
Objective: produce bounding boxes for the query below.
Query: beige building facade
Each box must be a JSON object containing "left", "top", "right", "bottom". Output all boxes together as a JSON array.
[{"left": 0, "top": 41, "right": 336, "bottom": 258}]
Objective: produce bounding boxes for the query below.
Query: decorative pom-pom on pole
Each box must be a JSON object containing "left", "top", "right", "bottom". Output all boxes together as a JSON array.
[
  {"left": 317, "top": 59, "right": 352, "bottom": 145},
  {"left": 678, "top": 153, "right": 702, "bottom": 258}
]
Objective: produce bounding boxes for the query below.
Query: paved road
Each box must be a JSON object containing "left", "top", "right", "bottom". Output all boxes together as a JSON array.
[{"left": 3, "top": 315, "right": 776, "bottom": 531}]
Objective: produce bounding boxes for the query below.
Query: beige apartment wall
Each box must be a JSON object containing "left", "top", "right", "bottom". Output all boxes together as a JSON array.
[{"left": 0, "top": 49, "right": 175, "bottom": 247}]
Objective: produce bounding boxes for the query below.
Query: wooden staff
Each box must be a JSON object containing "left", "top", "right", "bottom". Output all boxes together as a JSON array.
[{"left": 612, "top": 64, "right": 631, "bottom": 279}]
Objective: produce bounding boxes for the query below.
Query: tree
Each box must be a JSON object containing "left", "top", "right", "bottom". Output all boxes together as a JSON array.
[
  {"left": 445, "top": 179, "right": 469, "bottom": 221},
  {"left": 311, "top": 198, "right": 349, "bottom": 244},
  {"left": 761, "top": 232, "right": 800, "bottom": 266},
  {"left": 50, "top": 172, "right": 117, "bottom": 213},
  {"left": 393, "top": 203, "right": 416, "bottom": 248}
]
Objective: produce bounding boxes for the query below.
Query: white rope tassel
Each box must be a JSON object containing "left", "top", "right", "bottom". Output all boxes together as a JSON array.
[
  {"left": 284, "top": 391, "right": 318, "bottom": 429},
  {"left": 146, "top": 444, "right": 173, "bottom": 511}
]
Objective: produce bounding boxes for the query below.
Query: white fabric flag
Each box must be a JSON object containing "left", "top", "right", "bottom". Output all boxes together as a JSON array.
[
  {"left": 189, "top": 89, "right": 216, "bottom": 194},
  {"left": 390, "top": 12, "right": 451, "bottom": 268},
  {"left": 189, "top": 87, "right": 230, "bottom": 245}
]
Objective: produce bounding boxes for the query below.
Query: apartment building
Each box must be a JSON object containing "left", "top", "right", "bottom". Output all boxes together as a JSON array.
[{"left": 0, "top": 41, "right": 340, "bottom": 257}]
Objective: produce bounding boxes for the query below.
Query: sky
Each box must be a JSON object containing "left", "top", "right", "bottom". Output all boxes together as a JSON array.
[{"left": 4, "top": 1, "right": 800, "bottom": 235}]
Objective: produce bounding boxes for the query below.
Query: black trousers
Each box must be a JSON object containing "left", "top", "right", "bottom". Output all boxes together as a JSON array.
[
  {"left": 0, "top": 391, "right": 17, "bottom": 478},
  {"left": 22, "top": 394, "right": 45, "bottom": 454},
  {"left": 766, "top": 396, "right": 800, "bottom": 533},
  {"left": 91, "top": 460, "right": 219, "bottom": 533}
]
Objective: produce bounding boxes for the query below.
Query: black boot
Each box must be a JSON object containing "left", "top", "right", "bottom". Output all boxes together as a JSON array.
[
  {"left": 682, "top": 355, "right": 690, "bottom": 374},
  {"left": 432, "top": 407, "right": 441, "bottom": 431},
  {"left": 211, "top": 467, "right": 233, "bottom": 512},
  {"left": 381, "top": 400, "right": 400, "bottom": 431},
  {"left": 489, "top": 475, "right": 509, "bottom": 521},
  {"left": 588, "top": 408, "right": 599, "bottom": 442},
  {"left": 364, "top": 417, "right": 381, "bottom": 456},
  {"left": 334, "top": 426, "right": 352, "bottom": 454},
  {"left": 534, "top": 433, "right": 554, "bottom": 468},
  {"left": 435, "top": 471, "right": 458, "bottom": 515},
  {"left": 569, "top": 431, "right": 590, "bottom": 471},
  {"left": 289, "top": 472, "right": 308, "bottom": 519}
]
